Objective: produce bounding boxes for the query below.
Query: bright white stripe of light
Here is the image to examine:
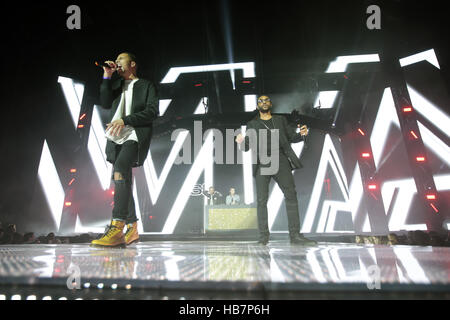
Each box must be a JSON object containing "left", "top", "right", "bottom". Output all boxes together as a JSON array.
[
  {"left": 241, "top": 94, "right": 258, "bottom": 204},
  {"left": 381, "top": 178, "right": 426, "bottom": 231},
  {"left": 38, "top": 140, "right": 65, "bottom": 230},
  {"left": 407, "top": 85, "right": 450, "bottom": 138},
  {"left": 399, "top": 49, "right": 440, "bottom": 69},
  {"left": 313, "top": 91, "right": 339, "bottom": 109},
  {"left": 325, "top": 54, "right": 380, "bottom": 73},
  {"left": 418, "top": 122, "right": 450, "bottom": 167},
  {"left": 159, "top": 99, "right": 172, "bottom": 116},
  {"left": 194, "top": 97, "right": 208, "bottom": 114},
  {"left": 306, "top": 249, "right": 327, "bottom": 283},
  {"left": 313, "top": 141, "right": 350, "bottom": 233},
  {"left": 316, "top": 201, "right": 353, "bottom": 233},
  {"left": 393, "top": 248, "right": 430, "bottom": 284},
  {"left": 269, "top": 250, "right": 285, "bottom": 282},
  {"left": 204, "top": 131, "right": 214, "bottom": 207},
  {"left": 57, "top": 76, "right": 82, "bottom": 127},
  {"left": 162, "top": 252, "right": 185, "bottom": 281},
  {"left": 301, "top": 135, "right": 349, "bottom": 233},
  {"left": 244, "top": 95, "right": 257, "bottom": 112},
  {"left": 240, "top": 125, "right": 254, "bottom": 205},
  {"left": 143, "top": 131, "right": 190, "bottom": 204},
  {"left": 74, "top": 83, "right": 85, "bottom": 104},
  {"left": 370, "top": 88, "right": 399, "bottom": 166},
  {"left": 161, "top": 62, "right": 255, "bottom": 84},
  {"left": 88, "top": 106, "right": 112, "bottom": 190},
  {"left": 320, "top": 249, "right": 341, "bottom": 282},
  {"left": 161, "top": 131, "right": 214, "bottom": 234},
  {"left": 59, "top": 78, "right": 113, "bottom": 191},
  {"left": 329, "top": 248, "right": 363, "bottom": 282}
]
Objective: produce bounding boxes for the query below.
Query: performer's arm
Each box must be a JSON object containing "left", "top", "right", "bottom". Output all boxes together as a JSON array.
[
  {"left": 99, "top": 61, "right": 117, "bottom": 109},
  {"left": 123, "top": 83, "right": 159, "bottom": 127},
  {"left": 282, "top": 116, "right": 307, "bottom": 143}
]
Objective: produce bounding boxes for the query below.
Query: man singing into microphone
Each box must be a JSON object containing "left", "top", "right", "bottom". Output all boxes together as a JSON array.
[
  {"left": 235, "top": 95, "right": 316, "bottom": 245},
  {"left": 91, "top": 52, "right": 159, "bottom": 248}
]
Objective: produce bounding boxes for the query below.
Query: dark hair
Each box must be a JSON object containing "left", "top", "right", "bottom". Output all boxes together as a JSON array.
[{"left": 124, "top": 52, "right": 138, "bottom": 68}]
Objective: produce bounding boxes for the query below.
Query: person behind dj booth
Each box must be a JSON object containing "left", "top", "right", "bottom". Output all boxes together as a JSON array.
[
  {"left": 226, "top": 187, "right": 240, "bottom": 205},
  {"left": 202, "top": 186, "right": 223, "bottom": 206}
]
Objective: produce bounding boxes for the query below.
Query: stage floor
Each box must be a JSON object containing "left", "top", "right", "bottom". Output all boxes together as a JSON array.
[{"left": 0, "top": 241, "right": 449, "bottom": 299}]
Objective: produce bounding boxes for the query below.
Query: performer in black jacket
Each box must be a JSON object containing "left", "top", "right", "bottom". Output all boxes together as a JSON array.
[
  {"left": 236, "top": 95, "right": 316, "bottom": 245},
  {"left": 202, "top": 186, "right": 223, "bottom": 206},
  {"left": 91, "top": 52, "right": 159, "bottom": 248}
]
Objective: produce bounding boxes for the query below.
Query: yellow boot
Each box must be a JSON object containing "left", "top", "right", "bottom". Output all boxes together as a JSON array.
[
  {"left": 90, "top": 220, "right": 126, "bottom": 248},
  {"left": 125, "top": 222, "right": 139, "bottom": 245}
]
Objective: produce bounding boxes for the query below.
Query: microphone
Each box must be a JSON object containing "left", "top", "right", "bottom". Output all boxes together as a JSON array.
[{"left": 95, "top": 61, "right": 117, "bottom": 69}]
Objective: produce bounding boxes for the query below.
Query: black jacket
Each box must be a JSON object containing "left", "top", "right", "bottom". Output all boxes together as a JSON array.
[
  {"left": 241, "top": 114, "right": 304, "bottom": 176},
  {"left": 100, "top": 77, "right": 159, "bottom": 166},
  {"left": 202, "top": 191, "right": 223, "bottom": 205}
]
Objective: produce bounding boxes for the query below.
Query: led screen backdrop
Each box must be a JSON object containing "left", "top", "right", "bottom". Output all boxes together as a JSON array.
[{"left": 31, "top": 49, "right": 449, "bottom": 236}]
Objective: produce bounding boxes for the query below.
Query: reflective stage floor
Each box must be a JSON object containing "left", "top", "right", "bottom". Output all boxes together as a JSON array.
[{"left": 0, "top": 241, "right": 449, "bottom": 299}]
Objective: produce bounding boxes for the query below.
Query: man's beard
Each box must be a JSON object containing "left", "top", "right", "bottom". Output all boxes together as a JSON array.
[{"left": 259, "top": 106, "right": 271, "bottom": 113}]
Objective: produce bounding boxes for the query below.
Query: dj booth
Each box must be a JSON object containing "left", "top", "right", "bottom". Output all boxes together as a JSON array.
[{"left": 203, "top": 204, "right": 258, "bottom": 234}]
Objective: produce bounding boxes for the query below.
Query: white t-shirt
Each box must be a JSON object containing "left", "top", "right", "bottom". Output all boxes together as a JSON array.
[{"left": 105, "top": 79, "right": 139, "bottom": 144}]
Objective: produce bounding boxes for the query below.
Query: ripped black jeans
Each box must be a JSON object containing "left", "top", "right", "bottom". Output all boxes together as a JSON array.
[{"left": 111, "top": 141, "right": 138, "bottom": 224}]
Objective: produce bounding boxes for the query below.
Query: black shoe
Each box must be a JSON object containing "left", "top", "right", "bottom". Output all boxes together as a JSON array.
[{"left": 290, "top": 234, "right": 317, "bottom": 245}]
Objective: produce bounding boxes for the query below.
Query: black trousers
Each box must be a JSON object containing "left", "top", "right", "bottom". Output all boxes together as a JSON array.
[
  {"left": 255, "top": 154, "right": 301, "bottom": 238},
  {"left": 111, "top": 140, "right": 138, "bottom": 224}
]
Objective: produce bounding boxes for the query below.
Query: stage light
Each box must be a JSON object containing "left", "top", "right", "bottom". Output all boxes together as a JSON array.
[
  {"left": 410, "top": 130, "right": 419, "bottom": 139},
  {"left": 111, "top": 190, "right": 115, "bottom": 196},
  {"left": 79, "top": 113, "right": 86, "bottom": 120},
  {"left": 368, "top": 184, "right": 377, "bottom": 190},
  {"left": 430, "top": 203, "right": 439, "bottom": 213},
  {"left": 97, "top": 283, "right": 104, "bottom": 289},
  {"left": 78, "top": 124, "right": 84, "bottom": 128},
  {"left": 242, "top": 80, "right": 252, "bottom": 84},
  {"left": 65, "top": 202, "right": 72, "bottom": 207},
  {"left": 194, "top": 83, "right": 203, "bottom": 87},
  {"left": 426, "top": 194, "right": 436, "bottom": 200},
  {"left": 68, "top": 178, "right": 75, "bottom": 186},
  {"left": 416, "top": 156, "right": 426, "bottom": 162},
  {"left": 358, "top": 128, "right": 365, "bottom": 136},
  {"left": 70, "top": 168, "right": 77, "bottom": 173},
  {"left": 402, "top": 107, "right": 412, "bottom": 113},
  {"left": 149, "top": 216, "right": 153, "bottom": 219},
  {"left": 361, "top": 152, "right": 371, "bottom": 158}
]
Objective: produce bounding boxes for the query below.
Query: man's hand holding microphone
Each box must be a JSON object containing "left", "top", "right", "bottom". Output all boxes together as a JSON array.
[{"left": 99, "top": 60, "right": 125, "bottom": 136}]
